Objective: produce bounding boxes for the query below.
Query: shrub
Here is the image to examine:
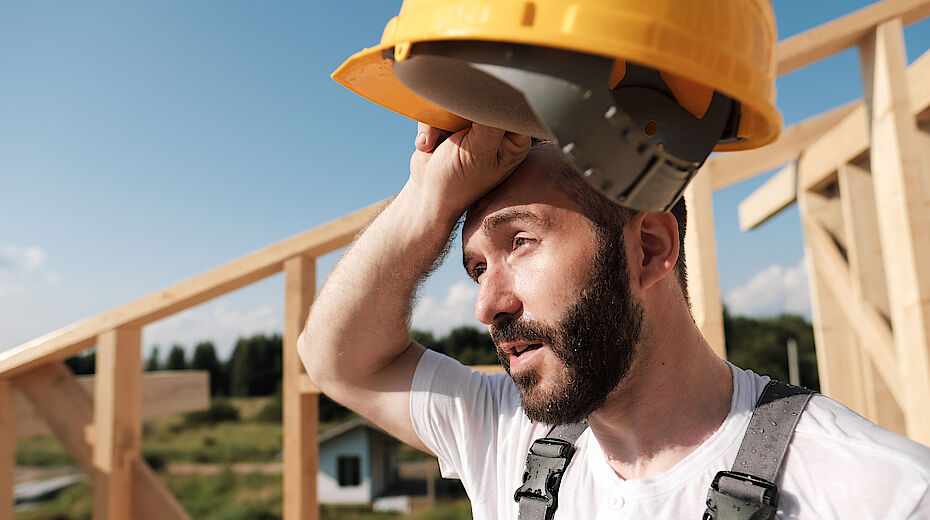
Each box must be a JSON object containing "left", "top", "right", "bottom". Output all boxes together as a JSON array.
[
  {"left": 253, "top": 394, "right": 282, "bottom": 423},
  {"left": 142, "top": 450, "right": 166, "bottom": 471},
  {"left": 221, "top": 504, "right": 281, "bottom": 520},
  {"left": 183, "top": 400, "right": 241, "bottom": 427}
]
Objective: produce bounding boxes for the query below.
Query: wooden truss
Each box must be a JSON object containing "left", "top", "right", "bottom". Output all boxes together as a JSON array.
[
  {"left": 1, "top": 1, "right": 929, "bottom": 517},
  {"left": 706, "top": 4, "right": 930, "bottom": 443}
]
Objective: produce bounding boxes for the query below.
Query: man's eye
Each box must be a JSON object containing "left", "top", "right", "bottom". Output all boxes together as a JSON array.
[
  {"left": 513, "top": 236, "right": 534, "bottom": 249},
  {"left": 472, "top": 265, "right": 486, "bottom": 283}
]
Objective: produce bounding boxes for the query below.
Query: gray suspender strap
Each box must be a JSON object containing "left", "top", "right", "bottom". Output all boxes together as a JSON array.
[
  {"left": 515, "top": 420, "right": 588, "bottom": 520},
  {"left": 513, "top": 380, "right": 813, "bottom": 520},
  {"left": 703, "top": 380, "right": 815, "bottom": 520}
]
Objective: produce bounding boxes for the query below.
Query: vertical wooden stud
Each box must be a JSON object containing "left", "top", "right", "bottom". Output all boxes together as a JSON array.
[
  {"left": 861, "top": 19, "right": 930, "bottom": 444},
  {"left": 94, "top": 326, "right": 142, "bottom": 520},
  {"left": 284, "top": 255, "right": 319, "bottom": 520},
  {"left": 684, "top": 166, "right": 727, "bottom": 358},
  {"left": 837, "top": 161, "right": 905, "bottom": 432},
  {"left": 0, "top": 380, "right": 13, "bottom": 520},
  {"left": 15, "top": 363, "right": 189, "bottom": 520},
  {"left": 799, "top": 189, "right": 868, "bottom": 415}
]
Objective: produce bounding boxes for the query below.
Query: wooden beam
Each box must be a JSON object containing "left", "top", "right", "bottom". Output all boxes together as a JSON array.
[
  {"left": 836, "top": 160, "right": 903, "bottom": 432},
  {"left": 804, "top": 214, "right": 903, "bottom": 406},
  {"left": 684, "top": 166, "right": 726, "bottom": 358},
  {"left": 797, "top": 47, "right": 930, "bottom": 196},
  {"left": 14, "top": 364, "right": 95, "bottom": 470},
  {"left": 837, "top": 161, "right": 891, "bottom": 318},
  {"left": 15, "top": 371, "right": 209, "bottom": 438},
  {"left": 13, "top": 363, "right": 190, "bottom": 520},
  {"left": 862, "top": 18, "right": 930, "bottom": 445},
  {"left": 860, "top": 354, "right": 908, "bottom": 435},
  {"left": 0, "top": 380, "right": 13, "bottom": 520},
  {"left": 283, "top": 255, "right": 319, "bottom": 520},
  {"left": 132, "top": 458, "right": 191, "bottom": 520},
  {"left": 800, "top": 205, "right": 869, "bottom": 414},
  {"left": 738, "top": 163, "right": 797, "bottom": 231},
  {"left": 298, "top": 373, "right": 321, "bottom": 394},
  {"left": 709, "top": 102, "right": 856, "bottom": 191},
  {"left": 0, "top": 200, "right": 387, "bottom": 379},
  {"left": 728, "top": 47, "right": 930, "bottom": 200},
  {"left": 911, "top": 49, "right": 930, "bottom": 121},
  {"left": 94, "top": 327, "right": 142, "bottom": 520},
  {"left": 805, "top": 187, "right": 847, "bottom": 252},
  {"left": 798, "top": 108, "right": 870, "bottom": 193},
  {"left": 775, "top": 0, "right": 930, "bottom": 76}
]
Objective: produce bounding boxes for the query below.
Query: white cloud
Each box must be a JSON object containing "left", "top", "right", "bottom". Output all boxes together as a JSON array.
[
  {"left": 0, "top": 244, "right": 59, "bottom": 298},
  {"left": 0, "top": 244, "right": 46, "bottom": 272},
  {"left": 412, "top": 280, "right": 484, "bottom": 335},
  {"left": 725, "top": 258, "right": 811, "bottom": 318},
  {"left": 142, "top": 302, "right": 282, "bottom": 361}
]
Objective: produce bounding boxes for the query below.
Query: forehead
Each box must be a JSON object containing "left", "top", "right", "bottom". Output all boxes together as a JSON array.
[{"left": 463, "top": 146, "right": 581, "bottom": 236}]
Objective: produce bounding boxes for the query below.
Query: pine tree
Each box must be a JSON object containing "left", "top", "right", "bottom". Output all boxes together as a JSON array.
[
  {"left": 145, "top": 346, "right": 161, "bottom": 371},
  {"left": 166, "top": 344, "right": 187, "bottom": 371},
  {"left": 191, "top": 341, "right": 227, "bottom": 396}
]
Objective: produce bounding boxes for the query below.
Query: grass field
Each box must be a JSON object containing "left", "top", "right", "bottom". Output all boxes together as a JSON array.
[{"left": 14, "top": 397, "right": 467, "bottom": 520}]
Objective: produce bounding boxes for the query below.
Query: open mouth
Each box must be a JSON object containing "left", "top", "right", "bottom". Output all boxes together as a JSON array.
[{"left": 514, "top": 343, "right": 543, "bottom": 356}]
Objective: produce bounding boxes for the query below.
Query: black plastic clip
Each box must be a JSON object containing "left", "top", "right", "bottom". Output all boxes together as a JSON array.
[{"left": 514, "top": 438, "right": 575, "bottom": 511}]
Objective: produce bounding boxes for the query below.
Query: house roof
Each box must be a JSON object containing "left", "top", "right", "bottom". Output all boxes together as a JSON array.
[{"left": 318, "top": 415, "right": 388, "bottom": 444}]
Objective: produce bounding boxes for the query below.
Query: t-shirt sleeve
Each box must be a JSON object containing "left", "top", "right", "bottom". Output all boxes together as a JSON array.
[{"left": 409, "top": 349, "right": 520, "bottom": 484}]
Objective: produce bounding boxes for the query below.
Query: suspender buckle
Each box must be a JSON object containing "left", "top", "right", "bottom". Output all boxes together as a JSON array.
[
  {"left": 514, "top": 438, "right": 575, "bottom": 510},
  {"left": 703, "top": 471, "right": 779, "bottom": 520}
]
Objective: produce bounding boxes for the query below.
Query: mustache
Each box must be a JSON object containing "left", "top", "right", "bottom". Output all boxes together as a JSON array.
[{"left": 490, "top": 316, "right": 558, "bottom": 347}]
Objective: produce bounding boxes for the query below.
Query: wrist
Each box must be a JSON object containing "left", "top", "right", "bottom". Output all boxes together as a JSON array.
[{"left": 396, "top": 179, "right": 466, "bottom": 231}]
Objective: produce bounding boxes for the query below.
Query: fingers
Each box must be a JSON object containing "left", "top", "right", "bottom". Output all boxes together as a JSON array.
[{"left": 415, "top": 123, "right": 451, "bottom": 152}]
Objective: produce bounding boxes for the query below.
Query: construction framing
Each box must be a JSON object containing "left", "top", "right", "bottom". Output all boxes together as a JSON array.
[{"left": 1, "top": 1, "right": 929, "bottom": 517}]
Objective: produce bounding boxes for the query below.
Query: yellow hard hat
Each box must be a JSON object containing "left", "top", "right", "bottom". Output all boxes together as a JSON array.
[{"left": 333, "top": 0, "right": 782, "bottom": 211}]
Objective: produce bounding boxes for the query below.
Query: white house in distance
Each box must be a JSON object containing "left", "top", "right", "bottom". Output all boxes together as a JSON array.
[{"left": 317, "top": 416, "right": 401, "bottom": 506}]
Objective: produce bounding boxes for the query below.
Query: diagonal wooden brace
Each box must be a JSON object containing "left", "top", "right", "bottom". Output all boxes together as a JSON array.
[{"left": 13, "top": 363, "right": 190, "bottom": 520}]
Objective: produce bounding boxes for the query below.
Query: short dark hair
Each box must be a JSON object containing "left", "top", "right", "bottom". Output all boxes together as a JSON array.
[{"left": 538, "top": 143, "right": 690, "bottom": 306}]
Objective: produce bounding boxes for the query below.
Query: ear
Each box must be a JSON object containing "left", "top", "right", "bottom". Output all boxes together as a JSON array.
[{"left": 626, "top": 212, "right": 680, "bottom": 291}]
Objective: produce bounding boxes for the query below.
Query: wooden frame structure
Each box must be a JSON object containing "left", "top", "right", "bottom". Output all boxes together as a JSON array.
[
  {"left": 725, "top": 1, "right": 930, "bottom": 445},
  {"left": 1, "top": 1, "right": 929, "bottom": 517}
]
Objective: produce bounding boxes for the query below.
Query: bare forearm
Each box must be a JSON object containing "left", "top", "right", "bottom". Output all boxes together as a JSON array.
[{"left": 300, "top": 182, "right": 460, "bottom": 387}]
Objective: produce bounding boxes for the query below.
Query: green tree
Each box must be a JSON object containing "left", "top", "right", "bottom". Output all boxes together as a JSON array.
[
  {"left": 438, "top": 326, "right": 498, "bottom": 365},
  {"left": 228, "top": 334, "right": 282, "bottom": 396},
  {"left": 166, "top": 344, "right": 188, "bottom": 370},
  {"left": 191, "top": 341, "right": 228, "bottom": 396},
  {"left": 65, "top": 350, "right": 96, "bottom": 375},
  {"left": 414, "top": 327, "right": 498, "bottom": 366},
  {"left": 724, "top": 310, "right": 820, "bottom": 391},
  {"left": 145, "top": 346, "right": 161, "bottom": 371}
]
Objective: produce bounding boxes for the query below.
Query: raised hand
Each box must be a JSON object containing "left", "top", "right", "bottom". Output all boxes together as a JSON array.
[{"left": 408, "top": 121, "right": 531, "bottom": 218}]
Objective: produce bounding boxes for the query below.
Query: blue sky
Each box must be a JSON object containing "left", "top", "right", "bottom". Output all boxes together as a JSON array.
[{"left": 1, "top": 2, "right": 928, "bottom": 360}]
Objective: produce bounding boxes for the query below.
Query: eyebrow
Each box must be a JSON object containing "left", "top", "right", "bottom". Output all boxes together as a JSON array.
[
  {"left": 462, "top": 208, "right": 550, "bottom": 277},
  {"left": 482, "top": 208, "right": 549, "bottom": 236}
]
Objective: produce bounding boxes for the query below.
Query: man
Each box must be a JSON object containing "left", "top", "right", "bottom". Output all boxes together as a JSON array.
[{"left": 299, "top": 122, "right": 930, "bottom": 518}]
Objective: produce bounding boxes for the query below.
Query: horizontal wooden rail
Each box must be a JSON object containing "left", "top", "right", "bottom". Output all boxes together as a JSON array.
[
  {"left": 735, "top": 46, "right": 930, "bottom": 229},
  {"left": 776, "top": 0, "right": 930, "bottom": 76},
  {"left": 0, "top": 200, "right": 386, "bottom": 379},
  {"left": 707, "top": 0, "right": 930, "bottom": 191}
]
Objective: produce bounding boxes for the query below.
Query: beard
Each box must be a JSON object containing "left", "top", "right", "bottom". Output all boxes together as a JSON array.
[{"left": 490, "top": 226, "right": 644, "bottom": 425}]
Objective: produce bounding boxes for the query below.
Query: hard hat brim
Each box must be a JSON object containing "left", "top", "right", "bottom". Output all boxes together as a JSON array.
[
  {"left": 334, "top": 42, "right": 780, "bottom": 151},
  {"left": 332, "top": 43, "right": 471, "bottom": 133}
]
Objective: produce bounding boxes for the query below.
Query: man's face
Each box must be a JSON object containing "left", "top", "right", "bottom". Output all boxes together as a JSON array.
[{"left": 462, "top": 146, "right": 644, "bottom": 424}]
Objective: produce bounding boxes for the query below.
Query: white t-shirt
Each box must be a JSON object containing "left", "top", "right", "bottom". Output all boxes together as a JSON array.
[{"left": 410, "top": 349, "right": 930, "bottom": 519}]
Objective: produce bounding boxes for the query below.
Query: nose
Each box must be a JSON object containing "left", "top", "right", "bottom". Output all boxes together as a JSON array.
[{"left": 474, "top": 266, "right": 522, "bottom": 326}]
